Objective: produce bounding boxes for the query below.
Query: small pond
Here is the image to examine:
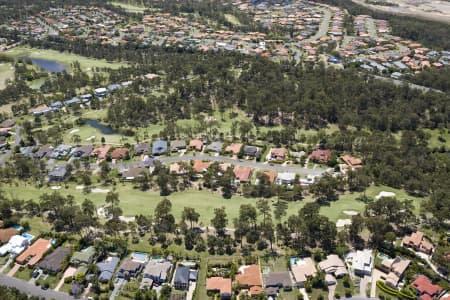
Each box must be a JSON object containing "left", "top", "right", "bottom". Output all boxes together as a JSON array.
[
  {"left": 85, "top": 119, "right": 116, "bottom": 135},
  {"left": 17, "top": 56, "right": 69, "bottom": 73}
]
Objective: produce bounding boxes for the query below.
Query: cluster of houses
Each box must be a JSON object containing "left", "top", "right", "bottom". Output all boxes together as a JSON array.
[
  {"left": 29, "top": 83, "right": 128, "bottom": 116},
  {"left": 8, "top": 6, "right": 124, "bottom": 42}
]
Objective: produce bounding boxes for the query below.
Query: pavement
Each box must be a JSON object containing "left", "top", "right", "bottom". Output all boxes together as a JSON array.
[
  {"left": 0, "top": 255, "right": 12, "bottom": 273},
  {"left": 328, "top": 283, "right": 336, "bottom": 300},
  {"left": 360, "top": 275, "right": 371, "bottom": 297},
  {"left": 7, "top": 263, "right": 21, "bottom": 277},
  {"left": 303, "top": 8, "right": 332, "bottom": 43},
  {"left": 54, "top": 266, "right": 77, "bottom": 291},
  {"left": 370, "top": 269, "right": 385, "bottom": 298},
  {"left": 415, "top": 252, "right": 449, "bottom": 281},
  {"left": 109, "top": 278, "right": 124, "bottom": 300},
  {"left": 28, "top": 269, "right": 42, "bottom": 284},
  {"left": 0, "top": 273, "right": 84, "bottom": 300}
]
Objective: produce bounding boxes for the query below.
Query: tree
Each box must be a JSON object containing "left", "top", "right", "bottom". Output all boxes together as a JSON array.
[
  {"left": 181, "top": 207, "right": 200, "bottom": 229},
  {"left": 99, "top": 160, "right": 111, "bottom": 183},
  {"left": 154, "top": 198, "right": 175, "bottom": 233},
  {"left": 211, "top": 207, "right": 228, "bottom": 237},
  {"left": 104, "top": 190, "right": 121, "bottom": 219},
  {"left": 257, "top": 199, "right": 271, "bottom": 226},
  {"left": 81, "top": 198, "right": 96, "bottom": 219},
  {"left": 273, "top": 200, "right": 288, "bottom": 222}
]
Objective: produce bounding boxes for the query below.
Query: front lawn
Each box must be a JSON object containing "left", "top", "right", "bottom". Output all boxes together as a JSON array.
[{"left": 13, "top": 266, "right": 33, "bottom": 281}]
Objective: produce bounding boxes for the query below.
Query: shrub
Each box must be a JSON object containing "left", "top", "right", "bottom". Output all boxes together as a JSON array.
[
  {"left": 64, "top": 276, "right": 73, "bottom": 284},
  {"left": 345, "top": 288, "right": 352, "bottom": 297}
]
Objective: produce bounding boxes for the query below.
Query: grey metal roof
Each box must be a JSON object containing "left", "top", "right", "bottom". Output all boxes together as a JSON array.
[{"left": 174, "top": 266, "right": 190, "bottom": 284}]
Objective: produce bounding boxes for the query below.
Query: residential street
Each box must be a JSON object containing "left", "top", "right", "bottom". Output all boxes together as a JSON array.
[
  {"left": 0, "top": 273, "right": 84, "bottom": 300},
  {"left": 109, "top": 278, "right": 124, "bottom": 300}
]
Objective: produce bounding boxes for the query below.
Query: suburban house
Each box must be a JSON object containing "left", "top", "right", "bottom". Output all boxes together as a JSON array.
[
  {"left": 134, "top": 143, "right": 151, "bottom": 155},
  {"left": 205, "top": 141, "right": 223, "bottom": 153},
  {"left": 351, "top": 249, "right": 373, "bottom": 276},
  {"left": 411, "top": 275, "right": 442, "bottom": 300},
  {"left": 38, "top": 247, "right": 71, "bottom": 274},
  {"left": 0, "top": 228, "right": 18, "bottom": 244},
  {"left": 152, "top": 140, "right": 168, "bottom": 156},
  {"left": 225, "top": 143, "right": 243, "bottom": 155},
  {"left": 235, "top": 264, "right": 263, "bottom": 296},
  {"left": 94, "top": 87, "right": 108, "bottom": 97},
  {"left": 275, "top": 172, "right": 296, "bottom": 186},
  {"left": 97, "top": 256, "right": 120, "bottom": 282},
  {"left": 170, "top": 163, "right": 189, "bottom": 175},
  {"left": 173, "top": 265, "right": 191, "bottom": 290},
  {"left": 233, "top": 166, "right": 252, "bottom": 183},
  {"left": 33, "top": 145, "right": 54, "bottom": 159},
  {"left": 16, "top": 238, "right": 52, "bottom": 267},
  {"left": 243, "top": 145, "right": 259, "bottom": 158},
  {"left": 0, "top": 119, "right": 15, "bottom": 128},
  {"left": 308, "top": 149, "right": 331, "bottom": 163},
  {"left": 265, "top": 271, "right": 292, "bottom": 291},
  {"left": 92, "top": 145, "right": 111, "bottom": 160},
  {"left": 270, "top": 148, "right": 288, "bottom": 161},
  {"left": 318, "top": 254, "right": 348, "bottom": 283},
  {"left": 189, "top": 139, "right": 203, "bottom": 151},
  {"left": 291, "top": 257, "right": 317, "bottom": 287},
  {"left": 402, "top": 231, "right": 434, "bottom": 254},
  {"left": 381, "top": 257, "right": 411, "bottom": 288},
  {"left": 111, "top": 147, "right": 129, "bottom": 160},
  {"left": 206, "top": 277, "right": 232, "bottom": 300},
  {"left": 121, "top": 167, "right": 147, "bottom": 181},
  {"left": 48, "top": 166, "right": 67, "bottom": 182},
  {"left": 70, "top": 246, "right": 96, "bottom": 266},
  {"left": 262, "top": 171, "right": 277, "bottom": 184},
  {"left": 72, "top": 145, "right": 93, "bottom": 159},
  {"left": 340, "top": 154, "right": 362, "bottom": 171},
  {"left": 171, "top": 140, "right": 186, "bottom": 152},
  {"left": 0, "top": 235, "right": 29, "bottom": 256},
  {"left": 193, "top": 160, "right": 211, "bottom": 173},
  {"left": 142, "top": 260, "right": 172, "bottom": 285},
  {"left": 117, "top": 258, "right": 144, "bottom": 279}
]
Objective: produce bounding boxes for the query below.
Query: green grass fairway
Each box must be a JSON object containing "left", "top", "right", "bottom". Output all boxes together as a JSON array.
[
  {"left": 0, "top": 62, "right": 14, "bottom": 89},
  {"left": 423, "top": 128, "right": 450, "bottom": 150},
  {"left": 224, "top": 14, "right": 242, "bottom": 26},
  {"left": 64, "top": 124, "right": 127, "bottom": 145},
  {"left": 110, "top": 1, "right": 146, "bottom": 13},
  {"left": 2, "top": 183, "right": 425, "bottom": 227},
  {"left": 3, "top": 47, "right": 128, "bottom": 75}
]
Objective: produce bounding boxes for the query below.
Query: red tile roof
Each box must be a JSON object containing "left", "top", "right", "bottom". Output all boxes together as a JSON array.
[
  {"left": 206, "top": 277, "right": 232, "bottom": 295},
  {"left": 309, "top": 149, "right": 331, "bottom": 163},
  {"left": 92, "top": 145, "right": 111, "bottom": 159},
  {"left": 16, "top": 238, "right": 52, "bottom": 266},
  {"left": 192, "top": 160, "right": 211, "bottom": 173},
  {"left": 411, "top": 275, "right": 442, "bottom": 298},
  {"left": 0, "top": 228, "right": 18, "bottom": 243},
  {"left": 234, "top": 166, "right": 252, "bottom": 182},
  {"left": 225, "top": 143, "right": 243, "bottom": 155},
  {"left": 111, "top": 148, "right": 128, "bottom": 160},
  {"left": 236, "top": 264, "right": 262, "bottom": 288}
]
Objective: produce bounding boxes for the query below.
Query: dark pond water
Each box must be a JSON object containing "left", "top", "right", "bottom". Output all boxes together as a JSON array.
[
  {"left": 17, "top": 56, "right": 69, "bottom": 73},
  {"left": 85, "top": 119, "right": 116, "bottom": 135}
]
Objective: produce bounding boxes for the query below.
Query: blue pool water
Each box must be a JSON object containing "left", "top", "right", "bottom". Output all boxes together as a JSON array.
[
  {"left": 21, "top": 233, "right": 35, "bottom": 241},
  {"left": 132, "top": 252, "right": 148, "bottom": 261},
  {"left": 290, "top": 257, "right": 297, "bottom": 265},
  {"left": 12, "top": 224, "right": 23, "bottom": 230}
]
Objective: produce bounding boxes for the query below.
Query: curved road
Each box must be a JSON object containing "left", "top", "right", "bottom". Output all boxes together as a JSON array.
[
  {"left": 156, "top": 154, "right": 326, "bottom": 176},
  {"left": 0, "top": 273, "right": 84, "bottom": 300}
]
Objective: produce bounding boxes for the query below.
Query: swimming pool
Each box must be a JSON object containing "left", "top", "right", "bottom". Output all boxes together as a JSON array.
[
  {"left": 21, "top": 233, "right": 35, "bottom": 241},
  {"left": 12, "top": 225, "right": 23, "bottom": 230},
  {"left": 132, "top": 252, "right": 149, "bottom": 262}
]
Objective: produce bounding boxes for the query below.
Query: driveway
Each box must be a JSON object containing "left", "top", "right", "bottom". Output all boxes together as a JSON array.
[
  {"left": 360, "top": 275, "right": 371, "bottom": 297},
  {"left": 328, "top": 283, "right": 336, "bottom": 300},
  {"left": 55, "top": 266, "right": 77, "bottom": 291},
  {"left": 0, "top": 255, "right": 12, "bottom": 273},
  {"left": 370, "top": 269, "right": 385, "bottom": 298},
  {"left": 109, "top": 278, "right": 124, "bottom": 300},
  {"left": 0, "top": 273, "right": 83, "bottom": 300},
  {"left": 7, "top": 263, "right": 21, "bottom": 277}
]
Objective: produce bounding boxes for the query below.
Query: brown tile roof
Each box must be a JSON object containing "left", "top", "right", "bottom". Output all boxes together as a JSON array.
[
  {"left": 236, "top": 264, "right": 262, "bottom": 288},
  {"left": 233, "top": 166, "right": 252, "bottom": 182},
  {"left": 341, "top": 155, "right": 362, "bottom": 168},
  {"left": 263, "top": 171, "right": 277, "bottom": 184},
  {"left": 411, "top": 275, "right": 442, "bottom": 298},
  {"left": 309, "top": 149, "right": 331, "bottom": 163},
  {"left": 111, "top": 147, "right": 129, "bottom": 160},
  {"left": 206, "top": 277, "right": 232, "bottom": 295},
  {"left": 189, "top": 139, "right": 203, "bottom": 151},
  {"left": 225, "top": 143, "right": 243, "bottom": 154},
  {"left": 270, "top": 148, "right": 288, "bottom": 160},
  {"left": 16, "top": 238, "right": 52, "bottom": 266},
  {"left": 0, "top": 228, "right": 18, "bottom": 243},
  {"left": 92, "top": 145, "right": 111, "bottom": 159}
]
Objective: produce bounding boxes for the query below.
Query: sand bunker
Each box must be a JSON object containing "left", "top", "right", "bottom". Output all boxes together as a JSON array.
[
  {"left": 91, "top": 188, "right": 110, "bottom": 193},
  {"left": 69, "top": 129, "right": 79, "bottom": 134},
  {"left": 336, "top": 219, "right": 352, "bottom": 227},
  {"left": 343, "top": 210, "right": 359, "bottom": 216}
]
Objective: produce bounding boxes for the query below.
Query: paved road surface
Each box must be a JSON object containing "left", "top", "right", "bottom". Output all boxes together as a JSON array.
[
  {"left": 371, "top": 75, "right": 444, "bottom": 94},
  {"left": 303, "top": 8, "right": 332, "bottom": 43},
  {"left": 157, "top": 154, "right": 326, "bottom": 176},
  {"left": 109, "top": 278, "right": 124, "bottom": 300},
  {"left": 0, "top": 273, "right": 84, "bottom": 300}
]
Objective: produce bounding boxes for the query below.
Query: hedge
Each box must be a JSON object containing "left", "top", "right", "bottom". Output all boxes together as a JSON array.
[{"left": 376, "top": 281, "right": 415, "bottom": 300}]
